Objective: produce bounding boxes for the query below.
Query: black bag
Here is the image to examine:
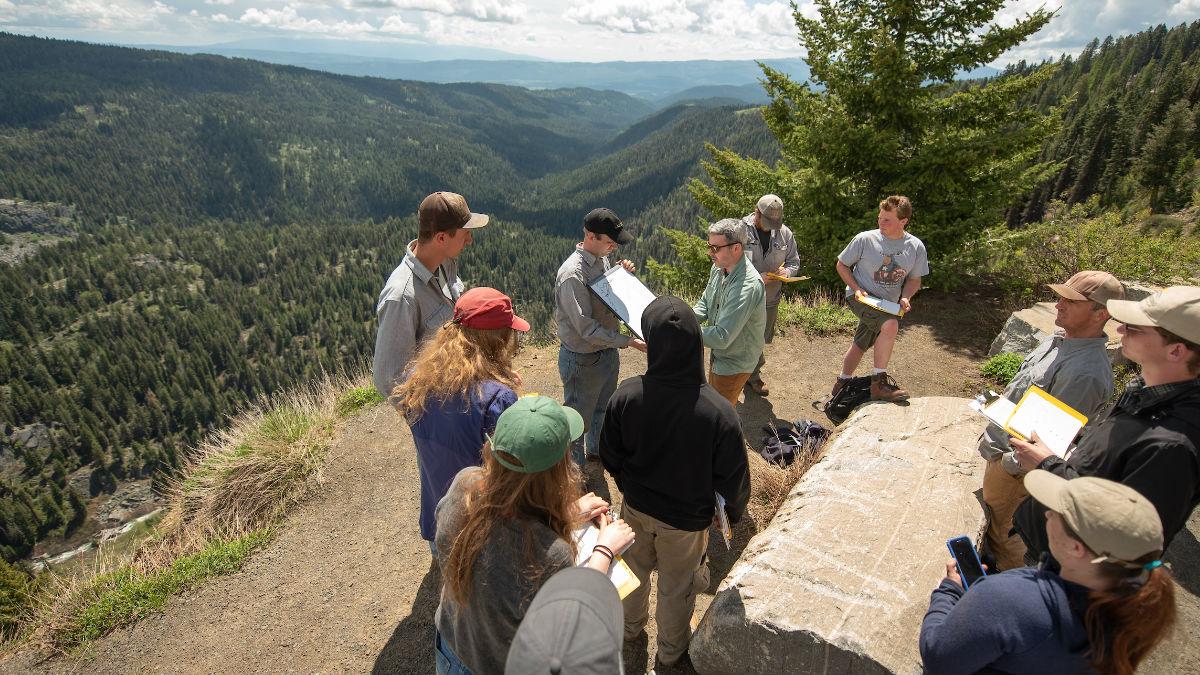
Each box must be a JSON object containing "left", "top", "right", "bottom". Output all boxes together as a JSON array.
[{"left": 820, "top": 376, "right": 872, "bottom": 425}]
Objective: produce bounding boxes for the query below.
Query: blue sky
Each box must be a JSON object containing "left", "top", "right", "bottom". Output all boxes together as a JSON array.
[{"left": 3, "top": 0, "right": 1200, "bottom": 62}]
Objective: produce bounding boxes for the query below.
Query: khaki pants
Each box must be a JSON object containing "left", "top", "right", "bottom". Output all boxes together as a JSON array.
[
  {"left": 982, "top": 457, "right": 1030, "bottom": 571},
  {"left": 621, "top": 503, "right": 710, "bottom": 665},
  {"left": 708, "top": 369, "right": 751, "bottom": 408}
]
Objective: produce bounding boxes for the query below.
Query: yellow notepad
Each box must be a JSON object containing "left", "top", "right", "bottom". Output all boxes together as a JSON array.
[
  {"left": 767, "top": 273, "right": 810, "bottom": 283},
  {"left": 854, "top": 292, "right": 906, "bottom": 317},
  {"left": 977, "top": 385, "right": 1087, "bottom": 458},
  {"left": 573, "top": 525, "right": 642, "bottom": 599}
]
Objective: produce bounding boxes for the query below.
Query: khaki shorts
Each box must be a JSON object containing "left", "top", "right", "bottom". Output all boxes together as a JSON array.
[{"left": 848, "top": 296, "right": 900, "bottom": 350}]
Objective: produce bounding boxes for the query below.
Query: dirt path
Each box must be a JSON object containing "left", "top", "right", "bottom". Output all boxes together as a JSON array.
[{"left": 11, "top": 290, "right": 996, "bottom": 675}]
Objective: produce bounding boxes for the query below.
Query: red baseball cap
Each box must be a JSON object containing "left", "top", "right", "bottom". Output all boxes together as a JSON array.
[{"left": 453, "top": 287, "right": 530, "bottom": 332}]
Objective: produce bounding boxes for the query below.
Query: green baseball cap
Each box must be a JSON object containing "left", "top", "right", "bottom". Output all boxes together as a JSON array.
[{"left": 489, "top": 396, "right": 584, "bottom": 474}]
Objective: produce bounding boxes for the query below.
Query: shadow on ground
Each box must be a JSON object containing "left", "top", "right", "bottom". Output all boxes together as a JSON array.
[{"left": 373, "top": 560, "right": 441, "bottom": 674}]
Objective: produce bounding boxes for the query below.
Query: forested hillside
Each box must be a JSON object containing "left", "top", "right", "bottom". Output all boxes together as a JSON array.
[
  {"left": 0, "top": 33, "right": 778, "bottom": 562},
  {"left": 1008, "top": 21, "right": 1200, "bottom": 222}
]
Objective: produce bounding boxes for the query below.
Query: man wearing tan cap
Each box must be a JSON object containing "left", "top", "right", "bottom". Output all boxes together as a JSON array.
[
  {"left": 977, "top": 271, "right": 1124, "bottom": 571},
  {"left": 1012, "top": 285, "right": 1200, "bottom": 564},
  {"left": 372, "top": 191, "right": 488, "bottom": 399},
  {"left": 742, "top": 194, "right": 800, "bottom": 396}
]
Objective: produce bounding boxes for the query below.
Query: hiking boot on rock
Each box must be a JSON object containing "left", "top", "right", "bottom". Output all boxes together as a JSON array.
[{"left": 870, "top": 372, "right": 908, "bottom": 402}]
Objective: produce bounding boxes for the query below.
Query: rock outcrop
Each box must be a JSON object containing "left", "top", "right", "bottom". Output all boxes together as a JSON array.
[{"left": 690, "top": 397, "right": 985, "bottom": 675}]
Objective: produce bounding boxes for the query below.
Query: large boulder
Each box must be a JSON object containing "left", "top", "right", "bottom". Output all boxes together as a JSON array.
[
  {"left": 1140, "top": 508, "right": 1200, "bottom": 673},
  {"left": 987, "top": 302, "right": 1123, "bottom": 362},
  {"left": 690, "top": 397, "right": 986, "bottom": 675}
]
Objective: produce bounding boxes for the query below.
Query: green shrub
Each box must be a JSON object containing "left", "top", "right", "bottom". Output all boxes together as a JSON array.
[
  {"left": 334, "top": 386, "right": 384, "bottom": 418},
  {"left": 646, "top": 226, "right": 710, "bottom": 299},
  {"left": 776, "top": 287, "right": 858, "bottom": 336},
  {"left": 981, "top": 352, "right": 1024, "bottom": 385},
  {"left": 0, "top": 559, "right": 31, "bottom": 640}
]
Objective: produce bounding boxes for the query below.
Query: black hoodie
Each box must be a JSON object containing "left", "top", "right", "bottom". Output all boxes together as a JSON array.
[{"left": 598, "top": 295, "right": 751, "bottom": 531}]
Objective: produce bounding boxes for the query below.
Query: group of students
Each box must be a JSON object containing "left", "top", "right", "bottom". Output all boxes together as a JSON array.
[{"left": 373, "top": 190, "right": 1200, "bottom": 674}]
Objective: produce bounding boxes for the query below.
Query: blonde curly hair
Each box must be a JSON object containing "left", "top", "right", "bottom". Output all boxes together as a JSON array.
[{"left": 392, "top": 323, "right": 520, "bottom": 422}]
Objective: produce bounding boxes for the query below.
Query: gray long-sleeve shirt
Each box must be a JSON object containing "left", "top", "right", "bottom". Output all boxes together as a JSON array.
[
  {"left": 977, "top": 331, "right": 1113, "bottom": 475},
  {"left": 554, "top": 244, "right": 631, "bottom": 353},
  {"left": 742, "top": 214, "right": 800, "bottom": 307},
  {"left": 371, "top": 240, "right": 463, "bottom": 398}
]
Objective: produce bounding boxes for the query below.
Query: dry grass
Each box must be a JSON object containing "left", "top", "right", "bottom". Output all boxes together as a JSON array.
[{"left": 743, "top": 444, "right": 825, "bottom": 529}]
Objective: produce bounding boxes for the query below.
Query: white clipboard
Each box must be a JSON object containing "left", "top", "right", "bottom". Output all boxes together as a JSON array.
[{"left": 586, "top": 265, "right": 658, "bottom": 340}]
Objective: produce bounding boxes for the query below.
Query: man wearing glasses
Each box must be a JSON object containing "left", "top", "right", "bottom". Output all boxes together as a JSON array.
[
  {"left": 1011, "top": 285, "right": 1200, "bottom": 564},
  {"left": 976, "top": 271, "right": 1124, "bottom": 571},
  {"left": 693, "top": 218, "right": 766, "bottom": 408}
]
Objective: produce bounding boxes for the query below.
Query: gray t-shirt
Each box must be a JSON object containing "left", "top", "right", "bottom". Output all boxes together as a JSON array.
[
  {"left": 434, "top": 467, "right": 575, "bottom": 674},
  {"left": 838, "top": 229, "right": 930, "bottom": 303}
]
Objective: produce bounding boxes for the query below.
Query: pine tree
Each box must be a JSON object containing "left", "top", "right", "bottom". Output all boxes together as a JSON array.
[
  {"left": 691, "top": 0, "right": 1060, "bottom": 284},
  {"left": 1136, "top": 99, "right": 1196, "bottom": 211}
]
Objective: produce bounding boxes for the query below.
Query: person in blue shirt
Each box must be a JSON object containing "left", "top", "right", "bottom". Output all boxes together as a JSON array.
[
  {"left": 392, "top": 287, "right": 529, "bottom": 550},
  {"left": 920, "top": 471, "right": 1176, "bottom": 675}
]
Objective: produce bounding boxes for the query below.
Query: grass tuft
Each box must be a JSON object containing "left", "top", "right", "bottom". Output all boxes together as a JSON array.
[
  {"left": 744, "top": 443, "right": 824, "bottom": 529},
  {"left": 776, "top": 287, "right": 858, "bottom": 336},
  {"left": 980, "top": 352, "right": 1023, "bottom": 386},
  {"left": 335, "top": 386, "right": 384, "bottom": 418}
]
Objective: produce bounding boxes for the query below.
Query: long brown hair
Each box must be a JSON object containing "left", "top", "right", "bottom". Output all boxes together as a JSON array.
[
  {"left": 1062, "top": 523, "right": 1177, "bottom": 675},
  {"left": 442, "top": 443, "right": 582, "bottom": 606},
  {"left": 392, "top": 323, "right": 519, "bottom": 421}
]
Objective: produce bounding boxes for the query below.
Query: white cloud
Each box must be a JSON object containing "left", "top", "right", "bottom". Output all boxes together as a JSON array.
[
  {"left": 1171, "top": 0, "right": 1200, "bottom": 15},
  {"left": 204, "top": 0, "right": 235, "bottom": 5},
  {"left": 566, "top": 0, "right": 697, "bottom": 34},
  {"left": 238, "top": 4, "right": 377, "bottom": 34},
  {"left": 211, "top": 11, "right": 229, "bottom": 20},
  {"left": 380, "top": 13, "right": 419, "bottom": 33},
  {"left": 564, "top": 0, "right": 802, "bottom": 37},
  {"left": 356, "top": 0, "right": 526, "bottom": 23}
]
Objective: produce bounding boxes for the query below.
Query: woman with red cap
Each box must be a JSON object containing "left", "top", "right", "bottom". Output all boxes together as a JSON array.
[{"left": 393, "top": 287, "right": 530, "bottom": 551}]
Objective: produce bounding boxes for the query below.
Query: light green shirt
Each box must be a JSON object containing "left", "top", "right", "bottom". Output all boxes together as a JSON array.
[{"left": 693, "top": 254, "right": 766, "bottom": 375}]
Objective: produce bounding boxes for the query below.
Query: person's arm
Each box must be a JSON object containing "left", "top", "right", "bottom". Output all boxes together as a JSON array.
[
  {"left": 372, "top": 297, "right": 419, "bottom": 399},
  {"left": 835, "top": 260, "right": 863, "bottom": 296},
  {"left": 597, "top": 397, "right": 626, "bottom": 490},
  {"left": 713, "top": 424, "right": 751, "bottom": 524},
  {"left": 899, "top": 275, "right": 921, "bottom": 313},
  {"left": 582, "top": 515, "right": 635, "bottom": 574},
  {"left": 693, "top": 270, "right": 713, "bottom": 322},
  {"left": 1010, "top": 434, "right": 1083, "bottom": 477},
  {"left": 1048, "top": 371, "right": 1111, "bottom": 424},
  {"left": 920, "top": 572, "right": 1018, "bottom": 675},
  {"left": 700, "top": 280, "right": 762, "bottom": 350},
  {"left": 781, "top": 230, "right": 801, "bottom": 278},
  {"left": 555, "top": 276, "right": 632, "bottom": 349},
  {"left": 481, "top": 386, "right": 519, "bottom": 439},
  {"left": 1119, "top": 440, "right": 1200, "bottom": 542}
]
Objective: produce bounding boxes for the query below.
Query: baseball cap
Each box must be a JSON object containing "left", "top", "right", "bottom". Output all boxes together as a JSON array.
[
  {"left": 418, "top": 191, "right": 489, "bottom": 238},
  {"left": 583, "top": 208, "right": 633, "bottom": 245},
  {"left": 1025, "top": 470, "right": 1163, "bottom": 565},
  {"left": 1106, "top": 285, "right": 1200, "bottom": 344},
  {"left": 489, "top": 396, "right": 583, "bottom": 474},
  {"left": 1048, "top": 271, "right": 1125, "bottom": 304},
  {"left": 452, "top": 287, "right": 530, "bottom": 332},
  {"left": 756, "top": 194, "right": 784, "bottom": 230},
  {"left": 505, "top": 567, "right": 624, "bottom": 675}
]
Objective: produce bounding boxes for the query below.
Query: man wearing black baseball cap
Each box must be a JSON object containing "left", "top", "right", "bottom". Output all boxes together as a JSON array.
[
  {"left": 372, "top": 191, "right": 488, "bottom": 399},
  {"left": 554, "top": 208, "right": 645, "bottom": 469}
]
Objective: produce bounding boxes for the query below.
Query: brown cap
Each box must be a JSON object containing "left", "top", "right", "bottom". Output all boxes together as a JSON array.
[
  {"left": 418, "top": 191, "right": 488, "bottom": 238},
  {"left": 1025, "top": 470, "right": 1162, "bottom": 565},
  {"left": 1106, "top": 285, "right": 1200, "bottom": 344},
  {"left": 1048, "top": 271, "right": 1125, "bottom": 304}
]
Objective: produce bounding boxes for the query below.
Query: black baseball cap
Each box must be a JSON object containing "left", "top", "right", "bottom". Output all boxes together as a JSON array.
[{"left": 583, "top": 208, "right": 633, "bottom": 245}]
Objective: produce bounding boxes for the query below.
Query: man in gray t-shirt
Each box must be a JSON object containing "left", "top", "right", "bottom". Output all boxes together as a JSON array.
[{"left": 833, "top": 195, "right": 929, "bottom": 402}]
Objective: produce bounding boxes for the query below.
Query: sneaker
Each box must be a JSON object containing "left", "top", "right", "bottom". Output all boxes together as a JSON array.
[{"left": 870, "top": 372, "right": 909, "bottom": 402}]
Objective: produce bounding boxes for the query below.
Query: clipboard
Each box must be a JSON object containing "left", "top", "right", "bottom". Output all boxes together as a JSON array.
[
  {"left": 767, "top": 273, "right": 810, "bottom": 283},
  {"left": 573, "top": 524, "right": 641, "bottom": 599},
  {"left": 971, "top": 385, "right": 1087, "bottom": 458},
  {"left": 854, "top": 292, "right": 905, "bottom": 317},
  {"left": 586, "top": 265, "right": 658, "bottom": 340},
  {"left": 714, "top": 492, "right": 732, "bottom": 549}
]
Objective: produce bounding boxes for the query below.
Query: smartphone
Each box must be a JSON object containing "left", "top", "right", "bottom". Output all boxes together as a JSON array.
[{"left": 946, "top": 536, "right": 987, "bottom": 590}]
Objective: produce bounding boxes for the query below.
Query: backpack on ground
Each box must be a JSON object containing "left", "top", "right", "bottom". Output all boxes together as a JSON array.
[
  {"left": 818, "top": 375, "right": 872, "bottom": 425},
  {"left": 760, "top": 419, "right": 831, "bottom": 467}
]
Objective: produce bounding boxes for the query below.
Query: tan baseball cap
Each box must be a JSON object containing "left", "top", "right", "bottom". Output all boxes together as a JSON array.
[
  {"left": 1048, "top": 271, "right": 1125, "bottom": 304},
  {"left": 418, "top": 191, "right": 489, "bottom": 238},
  {"left": 1025, "top": 470, "right": 1162, "bottom": 564},
  {"left": 1106, "top": 285, "right": 1200, "bottom": 344},
  {"left": 756, "top": 194, "right": 784, "bottom": 230}
]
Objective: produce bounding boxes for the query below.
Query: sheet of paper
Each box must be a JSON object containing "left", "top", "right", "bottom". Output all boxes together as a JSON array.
[
  {"left": 1005, "top": 386, "right": 1087, "bottom": 458},
  {"left": 573, "top": 525, "right": 642, "bottom": 599},
  {"left": 715, "top": 492, "right": 732, "bottom": 550},
  {"left": 587, "top": 265, "right": 658, "bottom": 340},
  {"left": 969, "top": 396, "right": 1016, "bottom": 428},
  {"left": 854, "top": 292, "right": 905, "bottom": 317}
]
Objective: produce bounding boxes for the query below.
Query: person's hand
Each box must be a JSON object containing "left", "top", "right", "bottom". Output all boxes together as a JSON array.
[
  {"left": 775, "top": 265, "right": 787, "bottom": 277},
  {"left": 1011, "top": 432, "right": 1053, "bottom": 470},
  {"left": 761, "top": 271, "right": 772, "bottom": 283},
  {"left": 900, "top": 297, "right": 912, "bottom": 313},
  {"left": 512, "top": 371, "right": 522, "bottom": 388},
  {"left": 853, "top": 288, "right": 867, "bottom": 301},
  {"left": 944, "top": 560, "right": 989, "bottom": 589},
  {"left": 629, "top": 338, "right": 647, "bottom": 353},
  {"left": 576, "top": 492, "right": 610, "bottom": 523},
  {"left": 596, "top": 515, "right": 635, "bottom": 555},
  {"left": 619, "top": 259, "right": 636, "bottom": 273}
]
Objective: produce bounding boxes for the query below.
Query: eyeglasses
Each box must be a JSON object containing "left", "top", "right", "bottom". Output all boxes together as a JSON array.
[{"left": 706, "top": 242, "right": 737, "bottom": 254}]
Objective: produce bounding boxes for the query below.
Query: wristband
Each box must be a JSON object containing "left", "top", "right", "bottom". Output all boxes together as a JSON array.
[{"left": 592, "top": 544, "right": 614, "bottom": 562}]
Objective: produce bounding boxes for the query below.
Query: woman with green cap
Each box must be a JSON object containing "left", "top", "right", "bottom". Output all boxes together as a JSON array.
[
  {"left": 921, "top": 471, "right": 1177, "bottom": 675},
  {"left": 432, "top": 395, "right": 635, "bottom": 675}
]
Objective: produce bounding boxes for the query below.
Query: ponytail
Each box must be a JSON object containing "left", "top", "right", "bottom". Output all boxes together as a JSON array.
[{"left": 1084, "top": 558, "right": 1176, "bottom": 675}]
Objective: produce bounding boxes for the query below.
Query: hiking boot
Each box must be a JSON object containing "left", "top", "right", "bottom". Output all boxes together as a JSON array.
[
  {"left": 870, "top": 372, "right": 909, "bottom": 402},
  {"left": 831, "top": 377, "right": 849, "bottom": 398},
  {"left": 748, "top": 379, "right": 770, "bottom": 396}
]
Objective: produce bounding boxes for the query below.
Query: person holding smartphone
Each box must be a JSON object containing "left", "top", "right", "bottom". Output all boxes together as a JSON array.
[{"left": 920, "top": 472, "right": 1176, "bottom": 675}]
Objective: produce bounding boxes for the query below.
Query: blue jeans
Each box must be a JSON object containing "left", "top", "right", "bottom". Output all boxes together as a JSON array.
[
  {"left": 435, "top": 630, "right": 472, "bottom": 675},
  {"left": 558, "top": 346, "right": 619, "bottom": 468}
]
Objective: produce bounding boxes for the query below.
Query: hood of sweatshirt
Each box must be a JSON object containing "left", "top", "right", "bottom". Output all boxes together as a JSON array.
[{"left": 641, "top": 295, "right": 705, "bottom": 388}]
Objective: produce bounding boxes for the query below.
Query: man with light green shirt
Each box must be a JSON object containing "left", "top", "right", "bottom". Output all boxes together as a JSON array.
[{"left": 693, "top": 218, "right": 766, "bottom": 408}]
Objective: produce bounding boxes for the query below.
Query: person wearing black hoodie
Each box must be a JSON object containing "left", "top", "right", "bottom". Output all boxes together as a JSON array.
[{"left": 598, "top": 295, "right": 751, "bottom": 669}]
